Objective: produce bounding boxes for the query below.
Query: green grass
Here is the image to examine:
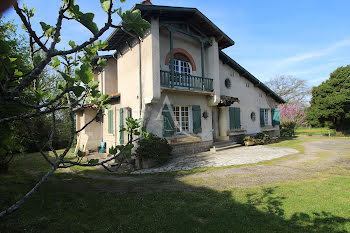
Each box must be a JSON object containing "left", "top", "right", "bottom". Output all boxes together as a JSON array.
[
  {"left": 1, "top": 138, "right": 350, "bottom": 232},
  {"left": 295, "top": 127, "right": 340, "bottom": 136}
]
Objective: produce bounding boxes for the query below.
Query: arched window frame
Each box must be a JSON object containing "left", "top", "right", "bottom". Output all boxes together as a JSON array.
[{"left": 165, "top": 48, "right": 197, "bottom": 72}]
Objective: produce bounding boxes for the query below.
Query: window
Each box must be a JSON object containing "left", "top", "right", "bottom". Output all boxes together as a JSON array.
[
  {"left": 264, "top": 109, "right": 269, "bottom": 125},
  {"left": 246, "top": 83, "right": 250, "bottom": 88},
  {"left": 225, "top": 78, "right": 231, "bottom": 89},
  {"left": 174, "top": 106, "right": 191, "bottom": 133},
  {"left": 251, "top": 112, "right": 256, "bottom": 122},
  {"left": 173, "top": 59, "right": 192, "bottom": 75}
]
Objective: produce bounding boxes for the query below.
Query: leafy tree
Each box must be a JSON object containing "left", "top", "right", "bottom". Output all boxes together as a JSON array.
[
  {"left": 307, "top": 65, "right": 350, "bottom": 133},
  {"left": 0, "top": 16, "right": 32, "bottom": 170},
  {"left": 0, "top": 0, "right": 150, "bottom": 217},
  {"left": 266, "top": 75, "right": 311, "bottom": 107},
  {"left": 279, "top": 104, "right": 307, "bottom": 137}
]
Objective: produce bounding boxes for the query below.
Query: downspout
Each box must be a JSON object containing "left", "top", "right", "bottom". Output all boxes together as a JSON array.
[
  {"left": 138, "top": 40, "right": 142, "bottom": 119},
  {"left": 112, "top": 53, "right": 118, "bottom": 147},
  {"left": 100, "top": 70, "right": 104, "bottom": 143}
]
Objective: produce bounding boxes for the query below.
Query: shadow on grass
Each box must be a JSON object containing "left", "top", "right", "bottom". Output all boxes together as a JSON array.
[{"left": 1, "top": 168, "right": 350, "bottom": 233}]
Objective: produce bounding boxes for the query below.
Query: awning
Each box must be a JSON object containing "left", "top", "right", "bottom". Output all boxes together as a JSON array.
[{"left": 218, "top": 95, "right": 239, "bottom": 107}]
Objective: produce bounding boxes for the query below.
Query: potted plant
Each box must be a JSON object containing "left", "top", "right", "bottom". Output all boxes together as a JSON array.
[
  {"left": 243, "top": 136, "right": 255, "bottom": 146},
  {"left": 136, "top": 134, "right": 173, "bottom": 169}
]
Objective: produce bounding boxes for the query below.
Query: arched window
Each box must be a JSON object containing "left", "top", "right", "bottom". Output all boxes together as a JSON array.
[
  {"left": 173, "top": 54, "right": 192, "bottom": 75},
  {"left": 165, "top": 48, "right": 197, "bottom": 72}
]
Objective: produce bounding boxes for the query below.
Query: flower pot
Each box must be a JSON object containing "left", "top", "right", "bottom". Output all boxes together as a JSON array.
[{"left": 244, "top": 141, "right": 255, "bottom": 146}]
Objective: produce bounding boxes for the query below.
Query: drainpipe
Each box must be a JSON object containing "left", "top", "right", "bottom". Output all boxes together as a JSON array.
[
  {"left": 100, "top": 70, "right": 104, "bottom": 143},
  {"left": 138, "top": 40, "right": 142, "bottom": 118},
  {"left": 112, "top": 53, "right": 118, "bottom": 147}
]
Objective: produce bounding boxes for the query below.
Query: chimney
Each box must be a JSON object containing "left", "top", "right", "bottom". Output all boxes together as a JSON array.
[{"left": 141, "top": 0, "right": 152, "bottom": 4}]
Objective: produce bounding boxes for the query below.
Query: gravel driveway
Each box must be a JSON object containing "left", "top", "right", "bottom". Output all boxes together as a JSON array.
[{"left": 132, "top": 145, "right": 298, "bottom": 174}]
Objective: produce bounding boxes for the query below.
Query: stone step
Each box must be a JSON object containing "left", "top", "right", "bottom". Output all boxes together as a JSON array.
[{"left": 210, "top": 142, "right": 242, "bottom": 153}]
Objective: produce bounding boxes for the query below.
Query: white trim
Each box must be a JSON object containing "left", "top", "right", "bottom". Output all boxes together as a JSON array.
[{"left": 173, "top": 105, "right": 193, "bottom": 134}]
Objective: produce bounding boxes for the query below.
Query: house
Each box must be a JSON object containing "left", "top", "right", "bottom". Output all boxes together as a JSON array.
[{"left": 76, "top": 2, "right": 284, "bottom": 155}]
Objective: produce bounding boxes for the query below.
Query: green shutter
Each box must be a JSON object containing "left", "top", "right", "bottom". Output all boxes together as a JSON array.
[
  {"left": 108, "top": 110, "right": 113, "bottom": 134},
  {"left": 192, "top": 105, "right": 202, "bottom": 134},
  {"left": 235, "top": 107, "right": 241, "bottom": 129},
  {"left": 162, "top": 104, "right": 175, "bottom": 137},
  {"left": 229, "top": 107, "right": 234, "bottom": 129},
  {"left": 260, "top": 108, "right": 265, "bottom": 127},
  {"left": 119, "top": 108, "right": 124, "bottom": 144},
  {"left": 229, "top": 107, "right": 241, "bottom": 129},
  {"left": 272, "top": 108, "right": 280, "bottom": 126}
]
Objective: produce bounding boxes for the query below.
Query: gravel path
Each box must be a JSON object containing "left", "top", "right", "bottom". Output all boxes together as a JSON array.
[{"left": 131, "top": 145, "right": 298, "bottom": 174}]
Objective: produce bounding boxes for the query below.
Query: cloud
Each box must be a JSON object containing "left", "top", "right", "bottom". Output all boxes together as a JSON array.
[{"left": 275, "top": 38, "right": 350, "bottom": 69}]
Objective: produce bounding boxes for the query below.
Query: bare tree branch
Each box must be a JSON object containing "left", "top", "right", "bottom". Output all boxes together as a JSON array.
[{"left": 13, "top": 2, "right": 48, "bottom": 53}]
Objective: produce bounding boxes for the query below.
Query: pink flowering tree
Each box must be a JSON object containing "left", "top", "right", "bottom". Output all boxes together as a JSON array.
[{"left": 278, "top": 104, "right": 307, "bottom": 136}]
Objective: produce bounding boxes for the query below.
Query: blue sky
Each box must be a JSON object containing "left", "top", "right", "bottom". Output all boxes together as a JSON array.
[{"left": 4, "top": 0, "right": 350, "bottom": 87}]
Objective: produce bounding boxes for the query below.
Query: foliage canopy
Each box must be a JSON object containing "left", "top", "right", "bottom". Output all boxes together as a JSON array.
[{"left": 307, "top": 65, "right": 350, "bottom": 132}]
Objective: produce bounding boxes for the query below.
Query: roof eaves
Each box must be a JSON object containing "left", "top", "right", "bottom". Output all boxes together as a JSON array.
[
  {"left": 106, "top": 4, "right": 235, "bottom": 49},
  {"left": 219, "top": 51, "right": 285, "bottom": 104}
]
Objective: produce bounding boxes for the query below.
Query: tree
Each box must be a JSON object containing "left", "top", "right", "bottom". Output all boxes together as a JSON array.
[
  {"left": 0, "top": 0, "right": 150, "bottom": 217},
  {"left": 266, "top": 75, "right": 311, "bottom": 106},
  {"left": 279, "top": 104, "right": 307, "bottom": 137},
  {"left": 0, "top": 16, "right": 32, "bottom": 170},
  {"left": 307, "top": 66, "right": 350, "bottom": 133}
]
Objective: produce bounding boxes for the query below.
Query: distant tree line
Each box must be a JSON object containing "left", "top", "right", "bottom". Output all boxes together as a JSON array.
[
  {"left": 267, "top": 66, "right": 350, "bottom": 135},
  {"left": 307, "top": 65, "right": 350, "bottom": 134},
  {"left": 0, "top": 17, "right": 70, "bottom": 155}
]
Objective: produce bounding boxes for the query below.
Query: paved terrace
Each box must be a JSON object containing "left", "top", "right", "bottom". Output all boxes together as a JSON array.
[{"left": 132, "top": 145, "right": 298, "bottom": 174}]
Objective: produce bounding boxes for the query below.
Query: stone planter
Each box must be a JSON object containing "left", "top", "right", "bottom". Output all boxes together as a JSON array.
[
  {"left": 141, "top": 158, "right": 158, "bottom": 169},
  {"left": 244, "top": 141, "right": 255, "bottom": 146}
]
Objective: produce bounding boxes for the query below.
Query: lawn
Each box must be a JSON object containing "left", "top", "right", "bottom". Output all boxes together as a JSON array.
[
  {"left": 295, "top": 127, "right": 337, "bottom": 136},
  {"left": 1, "top": 137, "right": 350, "bottom": 233}
]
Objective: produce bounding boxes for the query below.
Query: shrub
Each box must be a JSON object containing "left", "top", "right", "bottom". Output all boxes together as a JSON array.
[
  {"left": 0, "top": 151, "right": 13, "bottom": 173},
  {"left": 136, "top": 134, "right": 172, "bottom": 164},
  {"left": 255, "top": 133, "right": 270, "bottom": 140},
  {"left": 280, "top": 122, "right": 296, "bottom": 137}
]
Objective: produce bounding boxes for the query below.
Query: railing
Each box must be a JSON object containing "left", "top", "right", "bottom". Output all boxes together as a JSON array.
[{"left": 160, "top": 70, "right": 214, "bottom": 92}]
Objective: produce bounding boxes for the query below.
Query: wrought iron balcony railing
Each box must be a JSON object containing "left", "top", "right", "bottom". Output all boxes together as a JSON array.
[{"left": 160, "top": 70, "right": 214, "bottom": 92}]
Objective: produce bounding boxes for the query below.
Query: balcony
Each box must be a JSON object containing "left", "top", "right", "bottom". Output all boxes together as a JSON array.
[{"left": 160, "top": 70, "right": 213, "bottom": 92}]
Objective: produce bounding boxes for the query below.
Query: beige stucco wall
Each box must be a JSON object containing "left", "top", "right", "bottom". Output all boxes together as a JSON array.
[
  {"left": 142, "top": 18, "right": 161, "bottom": 105},
  {"left": 219, "top": 60, "right": 280, "bottom": 135},
  {"left": 93, "top": 59, "right": 118, "bottom": 95},
  {"left": 159, "top": 28, "right": 203, "bottom": 77},
  {"left": 144, "top": 91, "right": 213, "bottom": 143},
  {"left": 76, "top": 109, "right": 101, "bottom": 151}
]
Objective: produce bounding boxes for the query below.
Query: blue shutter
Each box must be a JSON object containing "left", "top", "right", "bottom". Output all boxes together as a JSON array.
[
  {"left": 272, "top": 108, "right": 280, "bottom": 126},
  {"left": 162, "top": 104, "right": 175, "bottom": 137},
  {"left": 260, "top": 108, "right": 265, "bottom": 127},
  {"left": 192, "top": 105, "right": 202, "bottom": 134},
  {"left": 119, "top": 108, "right": 124, "bottom": 144}
]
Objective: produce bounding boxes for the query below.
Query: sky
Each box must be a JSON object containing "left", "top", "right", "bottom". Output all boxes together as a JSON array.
[{"left": 4, "top": 0, "right": 350, "bottom": 87}]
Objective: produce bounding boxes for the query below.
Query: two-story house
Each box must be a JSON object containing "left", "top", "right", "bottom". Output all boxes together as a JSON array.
[{"left": 76, "top": 2, "right": 284, "bottom": 155}]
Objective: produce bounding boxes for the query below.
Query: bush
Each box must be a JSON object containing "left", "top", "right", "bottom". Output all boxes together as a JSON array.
[
  {"left": 280, "top": 122, "right": 296, "bottom": 137},
  {"left": 136, "top": 134, "right": 172, "bottom": 164}
]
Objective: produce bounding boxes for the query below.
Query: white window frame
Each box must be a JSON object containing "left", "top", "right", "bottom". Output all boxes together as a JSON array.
[
  {"left": 173, "top": 105, "right": 193, "bottom": 134},
  {"left": 264, "top": 109, "right": 270, "bottom": 125},
  {"left": 173, "top": 59, "right": 192, "bottom": 75}
]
